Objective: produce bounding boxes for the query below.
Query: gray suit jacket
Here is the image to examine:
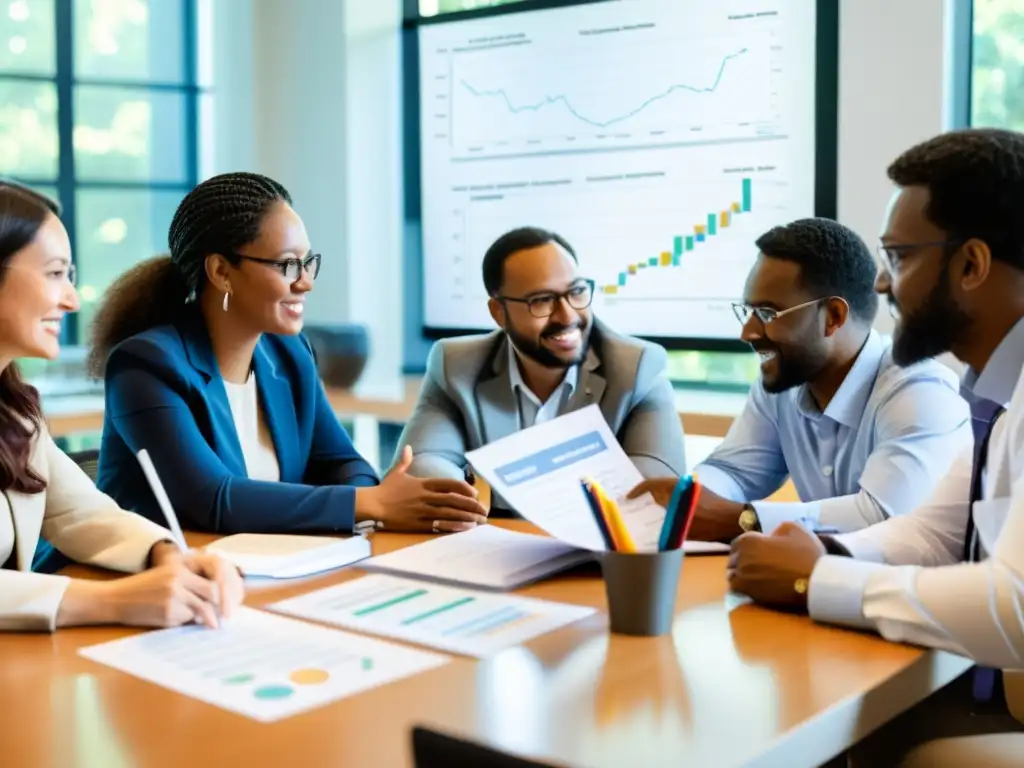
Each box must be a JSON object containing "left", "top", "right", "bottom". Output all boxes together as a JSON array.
[{"left": 395, "top": 321, "right": 687, "bottom": 506}]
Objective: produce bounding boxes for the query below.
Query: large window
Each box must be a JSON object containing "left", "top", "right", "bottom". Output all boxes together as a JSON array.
[
  {"left": 971, "top": 0, "right": 1024, "bottom": 129},
  {"left": 0, "top": 0, "right": 199, "bottom": 343}
]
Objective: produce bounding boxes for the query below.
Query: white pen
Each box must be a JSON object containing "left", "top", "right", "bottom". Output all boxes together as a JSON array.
[{"left": 136, "top": 448, "right": 190, "bottom": 552}]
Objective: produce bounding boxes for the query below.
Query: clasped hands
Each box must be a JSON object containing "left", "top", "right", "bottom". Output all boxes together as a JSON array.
[
  {"left": 628, "top": 478, "right": 826, "bottom": 611},
  {"left": 355, "top": 446, "right": 489, "bottom": 534}
]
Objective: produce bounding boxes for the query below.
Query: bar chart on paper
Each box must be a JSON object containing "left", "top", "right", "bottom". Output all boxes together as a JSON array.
[{"left": 271, "top": 574, "right": 596, "bottom": 658}]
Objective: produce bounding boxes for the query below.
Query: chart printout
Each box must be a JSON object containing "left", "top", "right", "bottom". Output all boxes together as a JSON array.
[
  {"left": 272, "top": 574, "right": 596, "bottom": 658},
  {"left": 79, "top": 608, "right": 449, "bottom": 721}
]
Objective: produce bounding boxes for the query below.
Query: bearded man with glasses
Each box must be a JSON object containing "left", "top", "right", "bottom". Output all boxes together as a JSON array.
[
  {"left": 631, "top": 217, "right": 970, "bottom": 543},
  {"left": 395, "top": 226, "right": 687, "bottom": 515}
]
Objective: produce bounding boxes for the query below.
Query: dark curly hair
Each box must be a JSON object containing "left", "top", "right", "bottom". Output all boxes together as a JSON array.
[
  {"left": 755, "top": 217, "right": 879, "bottom": 323},
  {"left": 887, "top": 127, "right": 1024, "bottom": 270},
  {"left": 482, "top": 226, "right": 576, "bottom": 296},
  {"left": 0, "top": 182, "right": 62, "bottom": 494},
  {"left": 87, "top": 172, "right": 292, "bottom": 377}
]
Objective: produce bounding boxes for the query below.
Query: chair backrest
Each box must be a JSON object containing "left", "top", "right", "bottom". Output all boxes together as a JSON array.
[
  {"left": 411, "top": 726, "right": 559, "bottom": 768},
  {"left": 68, "top": 448, "right": 101, "bottom": 483}
]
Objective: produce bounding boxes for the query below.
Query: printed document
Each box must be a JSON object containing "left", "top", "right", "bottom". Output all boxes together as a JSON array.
[
  {"left": 466, "top": 405, "right": 727, "bottom": 553},
  {"left": 272, "top": 574, "right": 596, "bottom": 658},
  {"left": 79, "top": 607, "right": 448, "bottom": 722},
  {"left": 362, "top": 524, "right": 593, "bottom": 590}
]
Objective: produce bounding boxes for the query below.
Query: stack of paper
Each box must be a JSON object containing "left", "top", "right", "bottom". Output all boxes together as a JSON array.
[
  {"left": 204, "top": 533, "right": 371, "bottom": 579},
  {"left": 362, "top": 525, "right": 592, "bottom": 590}
]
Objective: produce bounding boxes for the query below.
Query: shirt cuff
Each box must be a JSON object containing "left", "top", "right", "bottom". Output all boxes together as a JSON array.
[
  {"left": 829, "top": 528, "right": 888, "bottom": 563},
  {"left": 752, "top": 500, "right": 822, "bottom": 535},
  {"left": 807, "top": 555, "right": 887, "bottom": 630}
]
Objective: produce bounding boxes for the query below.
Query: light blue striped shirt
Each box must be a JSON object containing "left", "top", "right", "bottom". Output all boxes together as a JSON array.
[{"left": 696, "top": 330, "right": 972, "bottom": 534}]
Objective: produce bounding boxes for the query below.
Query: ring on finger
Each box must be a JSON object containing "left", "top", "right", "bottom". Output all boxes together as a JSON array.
[{"left": 431, "top": 520, "right": 441, "bottom": 534}]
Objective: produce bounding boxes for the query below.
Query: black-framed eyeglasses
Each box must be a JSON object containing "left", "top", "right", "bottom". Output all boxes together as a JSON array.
[
  {"left": 496, "top": 279, "right": 595, "bottom": 318},
  {"left": 233, "top": 252, "right": 322, "bottom": 282},
  {"left": 876, "top": 240, "right": 962, "bottom": 274},
  {"left": 732, "top": 296, "right": 845, "bottom": 326}
]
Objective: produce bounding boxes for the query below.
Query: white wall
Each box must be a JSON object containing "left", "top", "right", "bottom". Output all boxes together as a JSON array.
[
  {"left": 209, "top": 0, "right": 960, "bottom": 379},
  {"left": 837, "top": 0, "right": 955, "bottom": 336}
]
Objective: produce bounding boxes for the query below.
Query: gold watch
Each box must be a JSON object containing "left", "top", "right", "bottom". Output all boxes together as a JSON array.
[{"left": 738, "top": 503, "right": 761, "bottom": 533}]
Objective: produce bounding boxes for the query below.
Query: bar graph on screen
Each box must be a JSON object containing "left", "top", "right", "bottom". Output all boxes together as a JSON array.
[{"left": 600, "top": 177, "right": 753, "bottom": 297}]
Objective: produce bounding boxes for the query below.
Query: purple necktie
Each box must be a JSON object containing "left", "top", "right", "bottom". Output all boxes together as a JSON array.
[{"left": 965, "top": 395, "right": 1004, "bottom": 703}]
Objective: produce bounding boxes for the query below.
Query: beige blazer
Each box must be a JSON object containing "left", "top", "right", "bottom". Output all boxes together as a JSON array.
[{"left": 0, "top": 423, "right": 171, "bottom": 632}]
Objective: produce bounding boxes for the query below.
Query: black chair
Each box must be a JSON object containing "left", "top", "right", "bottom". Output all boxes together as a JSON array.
[
  {"left": 411, "top": 726, "right": 562, "bottom": 768},
  {"left": 31, "top": 448, "right": 100, "bottom": 574}
]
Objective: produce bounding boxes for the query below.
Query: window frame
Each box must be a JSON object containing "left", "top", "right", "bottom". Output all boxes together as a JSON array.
[
  {"left": 1, "top": 0, "right": 200, "bottom": 343},
  {"left": 949, "top": 0, "right": 973, "bottom": 130}
]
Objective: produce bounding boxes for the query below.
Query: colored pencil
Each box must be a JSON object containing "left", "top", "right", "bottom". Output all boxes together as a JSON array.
[
  {"left": 581, "top": 477, "right": 616, "bottom": 550},
  {"left": 591, "top": 479, "right": 637, "bottom": 553}
]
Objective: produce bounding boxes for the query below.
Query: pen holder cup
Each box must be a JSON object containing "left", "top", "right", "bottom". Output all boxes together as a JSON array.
[{"left": 597, "top": 548, "right": 684, "bottom": 636}]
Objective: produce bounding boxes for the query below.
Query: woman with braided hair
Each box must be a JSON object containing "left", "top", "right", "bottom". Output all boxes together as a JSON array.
[{"left": 89, "top": 172, "right": 487, "bottom": 535}]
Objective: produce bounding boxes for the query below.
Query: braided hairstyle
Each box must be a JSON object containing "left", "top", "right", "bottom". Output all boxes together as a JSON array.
[{"left": 87, "top": 172, "right": 292, "bottom": 377}]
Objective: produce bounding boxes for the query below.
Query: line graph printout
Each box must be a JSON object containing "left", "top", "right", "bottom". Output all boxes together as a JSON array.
[{"left": 418, "top": 0, "right": 820, "bottom": 340}]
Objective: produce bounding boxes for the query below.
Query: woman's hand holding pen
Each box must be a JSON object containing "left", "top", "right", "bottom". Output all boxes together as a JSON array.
[
  {"left": 57, "top": 551, "right": 244, "bottom": 629},
  {"left": 354, "top": 446, "right": 489, "bottom": 533}
]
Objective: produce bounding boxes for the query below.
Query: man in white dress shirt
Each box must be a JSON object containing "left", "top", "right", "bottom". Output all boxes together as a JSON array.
[{"left": 727, "top": 128, "right": 1024, "bottom": 765}]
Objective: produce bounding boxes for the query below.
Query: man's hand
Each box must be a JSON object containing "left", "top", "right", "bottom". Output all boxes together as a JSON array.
[
  {"left": 687, "top": 486, "right": 746, "bottom": 542},
  {"left": 627, "top": 479, "right": 746, "bottom": 543},
  {"left": 727, "top": 522, "right": 826, "bottom": 611}
]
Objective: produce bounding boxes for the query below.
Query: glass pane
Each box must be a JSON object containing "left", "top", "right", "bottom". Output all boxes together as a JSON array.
[
  {"left": 73, "top": 85, "right": 187, "bottom": 182},
  {"left": 73, "top": 0, "right": 185, "bottom": 83},
  {"left": 420, "top": 0, "right": 527, "bottom": 15},
  {"left": 971, "top": 0, "right": 1024, "bottom": 130},
  {"left": 0, "top": 79, "right": 58, "bottom": 177},
  {"left": 0, "top": 0, "right": 56, "bottom": 74},
  {"left": 75, "top": 188, "right": 185, "bottom": 336},
  {"left": 665, "top": 351, "right": 759, "bottom": 388}
]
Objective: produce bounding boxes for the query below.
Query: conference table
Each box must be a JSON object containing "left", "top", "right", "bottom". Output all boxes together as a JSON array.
[{"left": 1, "top": 521, "right": 971, "bottom": 768}]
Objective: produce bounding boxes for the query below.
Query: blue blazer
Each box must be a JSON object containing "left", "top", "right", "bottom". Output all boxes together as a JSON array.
[{"left": 96, "top": 312, "right": 380, "bottom": 534}]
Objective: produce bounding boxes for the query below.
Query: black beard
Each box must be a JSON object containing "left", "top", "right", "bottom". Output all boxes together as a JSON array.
[
  {"left": 505, "top": 319, "right": 590, "bottom": 369},
  {"left": 891, "top": 265, "right": 971, "bottom": 367}
]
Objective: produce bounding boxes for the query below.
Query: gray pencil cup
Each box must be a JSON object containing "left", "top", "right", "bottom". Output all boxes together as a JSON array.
[{"left": 597, "top": 548, "right": 685, "bottom": 636}]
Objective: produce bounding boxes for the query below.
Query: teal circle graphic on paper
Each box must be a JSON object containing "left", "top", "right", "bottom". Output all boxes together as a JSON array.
[
  {"left": 223, "top": 674, "right": 255, "bottom": 685},
  {"left": 253, "top": 685, "right": 294, "bottom": 700}
]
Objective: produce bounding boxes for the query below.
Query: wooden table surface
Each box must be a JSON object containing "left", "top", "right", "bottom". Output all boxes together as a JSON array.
[{"left": 0, "top": 522, "right": 969, "bottom": 768}]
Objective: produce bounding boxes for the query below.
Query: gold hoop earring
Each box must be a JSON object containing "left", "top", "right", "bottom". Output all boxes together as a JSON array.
[{"left": 222, "top": 291, "right": 231, "bottom": 312}]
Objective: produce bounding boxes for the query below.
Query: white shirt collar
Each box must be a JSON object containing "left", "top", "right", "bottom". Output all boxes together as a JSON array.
[{"left": 507, "top": 340, "right": 578, "bottom": 406}]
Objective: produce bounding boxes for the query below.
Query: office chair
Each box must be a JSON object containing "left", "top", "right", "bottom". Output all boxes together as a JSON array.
[
  {"left": 31, "top": 448, "right": 100, "bottom": 574},
  {"left": 411, "top": 726, "right": 562, "bottom": 768}
]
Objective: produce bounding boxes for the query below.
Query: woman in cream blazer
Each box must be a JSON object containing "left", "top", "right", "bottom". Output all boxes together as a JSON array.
[{"left": 0, "top": 182, "right": 243, "bottom": 632}]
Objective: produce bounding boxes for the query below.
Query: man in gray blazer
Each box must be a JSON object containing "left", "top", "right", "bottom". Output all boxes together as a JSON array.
[{"left": 396, "top": 226, "right": 687, "bottom": 513}]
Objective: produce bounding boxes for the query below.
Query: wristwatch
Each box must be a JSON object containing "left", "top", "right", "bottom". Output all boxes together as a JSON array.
[{"left": 738, "top": 503, "right": 761, "bottom": 533}]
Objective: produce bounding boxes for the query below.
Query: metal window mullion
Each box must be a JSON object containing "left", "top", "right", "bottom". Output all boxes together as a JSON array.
[{"left": 55, "top": 0, "right": 78, "bottom": 344}]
